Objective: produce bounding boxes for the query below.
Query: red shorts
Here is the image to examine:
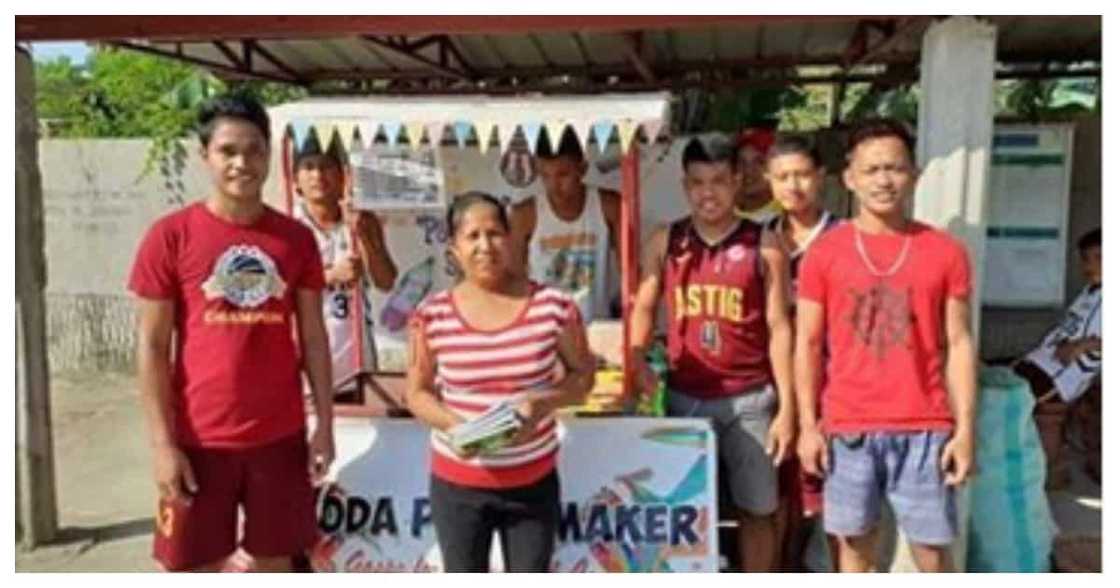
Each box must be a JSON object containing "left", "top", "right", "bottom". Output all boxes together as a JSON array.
[
  {"left": 152, "top": 433, "right": 319, "bottom": 571},
  {"left": 778, "top": 458, "right": 824, "bottom": 517}
]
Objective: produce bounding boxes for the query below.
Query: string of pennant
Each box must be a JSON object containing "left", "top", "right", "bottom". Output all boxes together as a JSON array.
[{"left": 286, "top": 117, "right": 665, "bottom": 156}]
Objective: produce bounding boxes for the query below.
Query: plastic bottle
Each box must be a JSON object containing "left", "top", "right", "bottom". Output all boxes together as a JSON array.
[
  {"left": 379, "top": 256, "right": 435, "bottom": 332},
  {"left": 637, "top": 343, "right": 668, "bottom": 417}
]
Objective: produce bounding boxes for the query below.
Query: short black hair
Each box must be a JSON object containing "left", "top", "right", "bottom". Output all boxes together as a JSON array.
[
  {"left": 845, "top": 118, "right": 915, "bottom": 165},
  {"left": 293, "top": 132, "right": 344, "bottom": 171},
  {"left": 536, "top": 127, "right": 584, "bottom": 161},
  {"left": 682, "top": 133, "right": 737, "bottom": 171},
  {"left": 767, "top": 134, "right": 823, "bottom": 168},
  {"left": 446, "top": 191, "right": 510, "bottom": 238},
  {"left": 196, "top": 93, "right": 271, "bottom": 147},
  {"left": 1078, "top": 228, "right": 1101, "bottom": 253}
]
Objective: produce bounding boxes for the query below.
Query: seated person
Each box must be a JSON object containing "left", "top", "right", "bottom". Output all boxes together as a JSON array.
[{"left": 1013, "top": 228, "right": 1101, "bottom": 487}]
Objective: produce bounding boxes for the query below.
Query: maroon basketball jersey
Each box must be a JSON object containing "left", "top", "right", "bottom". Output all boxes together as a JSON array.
[{"left": 663, "top": 217, "right": 772, "bottom": 398}]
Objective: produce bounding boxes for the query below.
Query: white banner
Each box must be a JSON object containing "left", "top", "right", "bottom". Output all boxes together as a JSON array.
[{"left": 309, "top": 417, "right": 719, "bottom": 573}]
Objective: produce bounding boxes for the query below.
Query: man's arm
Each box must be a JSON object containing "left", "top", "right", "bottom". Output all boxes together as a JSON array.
[
  {"left": 295, "top": 288, "right": 335, "bottom": 482},
  {"left": 759, "top": 231, "right": 795, "bottom": 463},
  {"left": 627, "top": 225, "right": 669, "bottom": 398},
  {"left": 136, "top": 298, "right": 197, "bottom": 503},
  {"left": 507, "top": 198, "right": 536, "bottom": 281},
  {"left": 354, "top": 212, "right": 398, "bottom": 292},
  {"left": 795, "top": 298, "right": 829, "bottom": 476},
  {"left": 941, "top": 296, "right": 978, "bottom": 486}
]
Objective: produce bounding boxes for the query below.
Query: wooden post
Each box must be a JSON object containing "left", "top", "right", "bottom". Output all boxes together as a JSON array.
[{"left": 15, "top": 45, "right": 59, "bottom": 548}]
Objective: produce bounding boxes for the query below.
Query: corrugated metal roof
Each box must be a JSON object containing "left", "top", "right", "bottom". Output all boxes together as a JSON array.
[{"left": 36, "top": 16, "right": 1102, "bottom": 92}]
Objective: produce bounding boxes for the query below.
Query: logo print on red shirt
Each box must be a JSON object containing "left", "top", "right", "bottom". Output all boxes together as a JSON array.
[
  {"left": 846, "top": 283, "right": 913, "bottom": 360},
  {"left": 202, "top": 245, "right": 287, "bottom": 308}
]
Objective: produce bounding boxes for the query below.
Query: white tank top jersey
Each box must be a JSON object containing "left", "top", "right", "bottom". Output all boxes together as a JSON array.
[
  {"left": 293, "top": 202, "right": 374, "bottom": 389},
  {"left": 527, "top": 191, "right": 613, "bottom": 321},
  {"left": 1025, "top": 285, "right": 1103, "bottom": 402}
]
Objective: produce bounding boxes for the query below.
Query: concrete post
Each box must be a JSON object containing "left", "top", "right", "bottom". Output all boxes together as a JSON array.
[
  {"left": 16, "top": 45, "right": 59, "bottom": 548},
  {"left": 913, "top": 16, "right": 998, "bottom": 336},
  {"left": 880, "top": 16, "right": 997, "bottom": 572}
]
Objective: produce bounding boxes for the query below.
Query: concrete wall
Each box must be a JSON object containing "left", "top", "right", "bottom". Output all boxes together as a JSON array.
[{"left": 40, "top": 140, "right": 205, "bottom": 372}]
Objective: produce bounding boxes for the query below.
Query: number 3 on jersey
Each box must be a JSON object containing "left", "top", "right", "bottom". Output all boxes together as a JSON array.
[{"left": 329, "top": 289, "right": 350, "bottom": 320}]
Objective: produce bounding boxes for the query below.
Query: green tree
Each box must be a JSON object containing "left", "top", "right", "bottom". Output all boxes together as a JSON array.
[{"left": 34, "top": 47, "right": 307, "bottom": 198}]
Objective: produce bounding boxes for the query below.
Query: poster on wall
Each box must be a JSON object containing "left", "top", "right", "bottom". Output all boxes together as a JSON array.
[
  {"left": 309, "top": 418, "right": 719, "bottom": 572},
  {"left": 982, "top": 125, "right": 1074, "bottom": 308},
  {"left": 350, "top": 146, "right": 446, "bottom": 211}
]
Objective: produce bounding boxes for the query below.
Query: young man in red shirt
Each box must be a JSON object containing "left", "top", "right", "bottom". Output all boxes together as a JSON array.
[
  {"left": 630, "top": 133, "right": 796, "bottom": 571},
  {"left": 129, "top": 94, "right": 335, "bottom": 572},
  {"left": 794, "top": 119, "right": 978, "bottom": 572}
]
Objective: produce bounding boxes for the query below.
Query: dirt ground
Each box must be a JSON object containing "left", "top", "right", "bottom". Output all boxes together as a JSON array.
[{"left": 15, "top": 370, "right": 1103, "bottom": 572}]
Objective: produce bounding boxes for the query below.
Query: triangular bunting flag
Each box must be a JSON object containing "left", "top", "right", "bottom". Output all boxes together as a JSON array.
[
  {"left": 570, "top": 120, "right": 592, "bottom": 154},
  {"left": 289, "top": 119, "right": 312, "bottom": 152},
  {"left": 452, "top": 121, "right": 473, "bottom": 149},
  {"left": 425, "top": 122, "right": 446, "bottom": 148},
  {"left": 312, "top": 121, "right": 336, "bottom": 150},
  {"left": 382, "top": 121, "right": 402, "bottom": 148},
  {"left": 639, "top": 118, "right": 664, "bottom": 144},
  {"left": 475, "top": 121, "right": 496, "bottom": 154},
  {"left": 544, "top": 120, "right": 568, "bottom": 154},
  {"left": 618, "top": 119, "right": 640, "bottom": 155},
  {"left": 521, "top": 121, "right": 543, "bottom": 153},
  {"left": 356, "top": 120, "right": 378, "bottom": 150},
  {"left": 591, "top": 120, "right": 615, "bottom": 153},
  {"left": 327, "top": 119, "right": 351, "bottom": 152},
  {"left": 496, "top": 124, "right": 517, "bottom": 156},
  {"left": 404, "top": 121, "right": 426, "bottom": 149}
]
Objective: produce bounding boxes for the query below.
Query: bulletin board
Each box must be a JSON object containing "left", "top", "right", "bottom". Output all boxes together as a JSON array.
[{"left": 982, "top": 124, "right": 1075, "bottom": 308}]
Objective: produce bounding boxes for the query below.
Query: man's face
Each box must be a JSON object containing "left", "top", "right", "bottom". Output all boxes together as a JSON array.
[
  {"left": 766, "top": 152, "right": 825, "bottom": 215},
  {"left": 199, "top": 117, "right": 270, "bottom": 202},
  {"left": 295, "top": 154, "right": 343, "bottom": 204},
  {"left": 843, "top": 136, "right": 916, "bottom": 218},
  {"left": 682, "top": 161, "right": 740, "bottom": 225},
  {"left": 536, "top": 156, "right": 587, "bottom": 204},
  {"left": 737, "top": 145, "right": 767, "bottom": 195},
  {"left": 1081, "top": 245, "right": 1102, "bottom": 286}
]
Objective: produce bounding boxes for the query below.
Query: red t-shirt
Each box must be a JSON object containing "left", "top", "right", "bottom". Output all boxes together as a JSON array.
[
  {"left": 797, "top": 221, "right": 971, "bottom": 434},
  {"left": 128, "top": 202, "right": 325, "bottom": 448}
]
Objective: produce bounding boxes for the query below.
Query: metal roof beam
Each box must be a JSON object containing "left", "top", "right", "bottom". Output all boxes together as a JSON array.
[
  {"left": 245, "top": 40, "right": 307, "bottom": 83},
  {"left": 304, "top": 63, "right": 1100, "bottom": 95},
  {"left": 361, "top": 35, "right": 475, "bottom": 81},
  {"left": 108, "top": 41, "right": 302, "bottom": 85},
  {"left": 620, "top": 32, "right": 658, "bottom": 85},
  {"left": 212, "top": 41, "right": 244, "bottom": 69}
]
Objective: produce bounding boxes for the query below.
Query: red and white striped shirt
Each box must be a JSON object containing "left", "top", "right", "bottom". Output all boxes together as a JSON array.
[{"left": 413, "top": 283, "right": 582, "bottom": 489}]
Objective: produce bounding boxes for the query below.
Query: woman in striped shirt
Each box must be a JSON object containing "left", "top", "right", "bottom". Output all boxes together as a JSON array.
[{"left": 405, "top": 192, "right": 595, "bottom": 572}]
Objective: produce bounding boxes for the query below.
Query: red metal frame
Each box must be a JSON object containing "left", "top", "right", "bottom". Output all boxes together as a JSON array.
[
  {"left": 620, "top": 145, "right": 640, "bottom": 399},
  {"left": 16, "top": 15, "right": 867, "bottom": 43}
]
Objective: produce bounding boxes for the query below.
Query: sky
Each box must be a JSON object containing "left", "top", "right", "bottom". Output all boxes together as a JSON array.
[{"left": 30, "top": 42, "right": 92, "bottom": 64}]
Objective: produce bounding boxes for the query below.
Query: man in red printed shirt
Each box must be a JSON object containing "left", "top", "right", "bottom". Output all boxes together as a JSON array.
[
  {"left": 794, "top": 119, "right": 978, "bottom": 572},
  {"left": 129, "top": 94, "right": 334, "bottom": 572}
]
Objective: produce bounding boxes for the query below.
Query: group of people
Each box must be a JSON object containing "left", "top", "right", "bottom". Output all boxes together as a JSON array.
[{"left": 129, "top": 92, "right": 1099, "bottom": 574}]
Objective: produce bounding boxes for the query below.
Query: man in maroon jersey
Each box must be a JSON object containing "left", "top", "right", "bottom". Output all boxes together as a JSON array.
[{"left": 629, "top": 133, "right": 796, "bottom": 571}]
